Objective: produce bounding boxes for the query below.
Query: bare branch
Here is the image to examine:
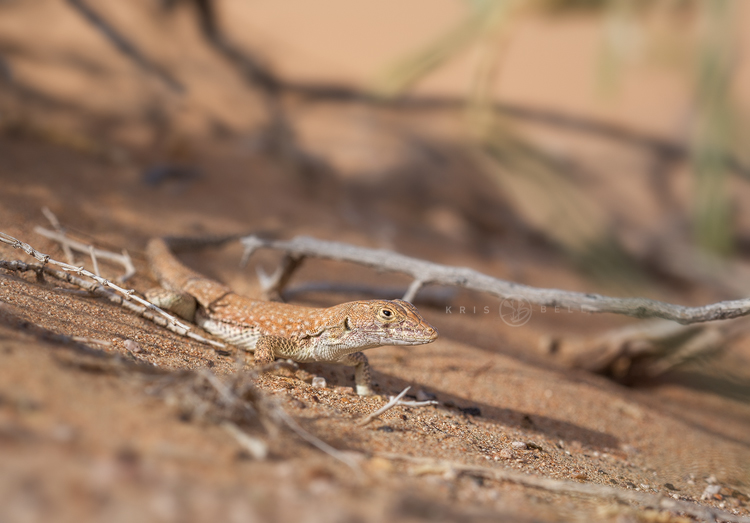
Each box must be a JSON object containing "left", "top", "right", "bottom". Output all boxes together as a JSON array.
[
  {"left": 65, "top": 0, "right": 184, "bottom": 93},
  {"left": 377, "top": 453, "right": 750, "bottom": 523},
  {"left": 402, "top": 279, "right": 424, "bottom": 303},
  {"left": 0, "top": 232, "right": 225, "bottom": 349},
  {"left": 241, "top": 234, "right": 750, "bottom": 324},
  {"left": 41, "top": 207, "right": 75, "bottom": 265},
  {"left": 282, "top": 281, "right": 455, "bottom": 305},
  {"left": 256, "top": 254, "right": 305, "bottom": 300},
  {"left": 393, "top": 399, "right": 439, "bottom": 408},
  {"left": 34, "top": 226, "right": 136, "bottom": 281},
  {"left": 88, "top": 245, "right": 100, "bottom": 277}
]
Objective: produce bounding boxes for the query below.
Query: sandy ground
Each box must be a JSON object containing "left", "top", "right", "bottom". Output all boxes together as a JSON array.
[{"left": 1, "top": 1, "right": 750, "bottom": 522}]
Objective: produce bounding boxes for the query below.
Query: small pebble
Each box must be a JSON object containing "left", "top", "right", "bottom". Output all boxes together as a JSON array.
[
  {"left": 333, "top": 386, "right": 354, "bottom": 395},
  {"left": 701, "top": 484, "right": 721, "bottom": 500},
  {"left": 124, "top": 339, "right": 142, "bottom": 353},
  {"left": 311, "top": 377, "right": 326, "bottom": 389},
  {"left": 494, "top": 449, "right": 514, "bottom": 460},
  {"left": 511, "top": 441, "right": 527, "bottom": 450}
]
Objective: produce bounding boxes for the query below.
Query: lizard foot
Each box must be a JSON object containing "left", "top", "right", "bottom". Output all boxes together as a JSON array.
[{"left": 356, "top": 384, "right": 375, "bottom": 396}]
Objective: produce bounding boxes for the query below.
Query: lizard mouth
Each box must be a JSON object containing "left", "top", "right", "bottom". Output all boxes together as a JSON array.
[{"left": 382, "top": 324, "right": 438, "bottom": 345}]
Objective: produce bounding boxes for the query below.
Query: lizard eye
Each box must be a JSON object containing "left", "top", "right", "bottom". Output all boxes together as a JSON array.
[{"left": 378, "top": 308, "right": 395, "bottom": 321}]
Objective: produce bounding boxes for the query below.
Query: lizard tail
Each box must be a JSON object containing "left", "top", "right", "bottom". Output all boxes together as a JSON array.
[
  {"left": 146, "top": 238, "right": 233, "bottom": 308},
  {"left": 156, "top": 233, "right": 247, "bottom": 253}
]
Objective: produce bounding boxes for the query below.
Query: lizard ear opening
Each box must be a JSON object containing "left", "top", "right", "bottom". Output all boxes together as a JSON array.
[{"left": 344, "top": 317, "right": 353, "bottom": 332}]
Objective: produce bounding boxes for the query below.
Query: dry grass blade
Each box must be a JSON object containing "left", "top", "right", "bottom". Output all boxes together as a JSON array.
[
  {"left": 359, "top": 387, "right": 411, "bottom": 426},
  {"left": 153, "top": 368, "right": 261, "bottom": 425},
  {"left": 272, "top": 408, "right": 361, "bottom": 472},
  {"left": 221, "top": 421, "right": 268, "bottom": 460}
]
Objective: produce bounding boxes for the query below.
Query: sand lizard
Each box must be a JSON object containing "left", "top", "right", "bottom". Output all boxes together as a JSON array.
[{"left": 145, "top": 237, "right": 438, "bottom": 395}]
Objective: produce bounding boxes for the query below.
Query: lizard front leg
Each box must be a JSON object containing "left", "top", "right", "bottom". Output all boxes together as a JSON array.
[
  {"left": 254, "top": 335, "right": 296, "bottom": 364},
  {"left": 255, "top": 337, "right": 374, "bottom": 396},
  {"left": 337, "top": 351, "right": 374, "bottom": 397}
]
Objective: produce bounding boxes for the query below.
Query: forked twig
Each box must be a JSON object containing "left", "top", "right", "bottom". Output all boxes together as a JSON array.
[
  {"left": 41, "top": 207, "right": 75, "bottom": 265},
  {"left": 359, "top": 387, "right": 411, "bottom": 426},
  {"left": 34, "top": 226, "right": 136, "bottom": 281}
]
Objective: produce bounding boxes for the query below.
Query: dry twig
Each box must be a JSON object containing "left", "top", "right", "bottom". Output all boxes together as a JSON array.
[
  {"left": 151, "top": 367, "right": 356, "bottom": 469},
  {"left": 359, "top": 386, "right": 411, "bottom": 426},
  {"left": 377, "top": 453, "right": 750, "bottom": 523},
  {"left": 34, "top": 226, "right": 136, "bottom": 281},
  {"left": 71, "top": 336, "right": 113, "bottom": 347},
  {"left": 241, "top": 234, "right": 750, "bottom": 325},
  {"left": 221, "top": 421, "right": 268, "bottom": 460},
  {"left": 41, "top": 207, "right": 75, "bottom": 265},
  {"left": 65, "top": 0, "right": 184, "bottom": 93},
  {"left": 273, "top": 408, "right": 361, "bottom": 472},
  {"left": 0, "top": 232, "right": 224, "bottom": 349}
]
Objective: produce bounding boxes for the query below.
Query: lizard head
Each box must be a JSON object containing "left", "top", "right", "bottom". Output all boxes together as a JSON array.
[{"left": 332, "top": 299, "right": 438, "bottom": 350}]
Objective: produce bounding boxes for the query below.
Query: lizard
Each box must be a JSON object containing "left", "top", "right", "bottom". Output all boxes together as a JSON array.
[{"left": 145, "top": 237, "right": 438, "bottom": 396}]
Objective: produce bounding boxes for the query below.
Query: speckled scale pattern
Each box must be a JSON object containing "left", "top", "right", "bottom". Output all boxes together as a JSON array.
[{"left": 146, "top": 238, "right": 438, "bottom": 395}]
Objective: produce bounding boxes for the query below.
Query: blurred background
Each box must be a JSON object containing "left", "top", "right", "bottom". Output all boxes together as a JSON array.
[
  {"left": 2, "top": 1, "right": 750, "bottom": 521},
  {"left": 3, "top": 0, "right": 750, "bottom": 277}
]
